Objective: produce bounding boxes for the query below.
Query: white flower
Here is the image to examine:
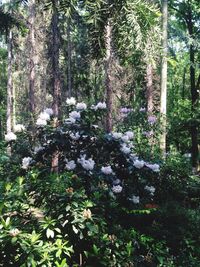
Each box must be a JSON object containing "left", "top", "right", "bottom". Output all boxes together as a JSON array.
[
  {"left": 145, "top": 185, "right": 156, "bottom": 195},
  {"left": 112, "top": 185, "right": 123, "bottom": 193},
  {"left": 36, "top": 118, "right": 47, "bottom": 126},
  {"left": 5, "top": 132, "right": 17, "bottom": 142},
  {"left": 78, "top": 155, "right": 95, "bottom": 171},
  {"left": 101, "top": 166, "right": 114, "bottom": 175},
  {"left": 70, "top": 132, "right": 80, "bottom": 141},
  {"left": 65, "top": 160, "right": 76, "bottom": 170},
  {"left": 133, "top": 159, "right": 145, "bottom": 169},
  {"left": 95, "top": 102, "right": 106, "bottom": 110},
  {"left": 120, "top": 107, "right": 132, "bottom": 114},
  {"left": 34, "top": 146, "right": 43, "bottom": 154},
  {"left": 121, "top": 135, "right": 129, "bottom": 143},
  {"left": 66, "top": 97, "right": 76, "bottom": 105},
  {"left": 22, "top": 157, "right": 32, "bottom": 169},
  {"left": 120, "top": 144, "right": 131, "bottom": 154},
  {"left": 129, "top": 195, "right": 140, "bottom": 204},
  {"left": 76, "top": 102, "right": 87, "bottom": 110},
  {"left": 39, "top": 112, "right": 50, "bottom": 121},
  {"left": 69, "top": 111, "right": 81, "bottom": 120},
  {"left": 139, "top": 107, "right": 146, "bottom": 112},
  {"left": 65, "top": 117, "right": 76, "bottom": 125},
  {"left": 9, "top": 228, "right": 20, "bottom": 237},
  {"left": 44, "top": 108, "right": 53, "bottom": 116},
  {"left": 14, "top": 124, "right": 25, "bottom": 133},
  {"left": 125, "top": 131, "right": 134, "bottom": 140},
  {"left": 146, "top": 163, "right": 160, "bottom": 172},
  {"left": 148, "top": 115, "right": 157, "bottom": 125},
  {"left": 112, "top": 132, "right": 122, "bottom": 139}
]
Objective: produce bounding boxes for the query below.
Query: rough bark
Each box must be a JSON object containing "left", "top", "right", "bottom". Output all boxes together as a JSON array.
[
  {"left": 51, "top": 0, "right": 61, "bottom": 173},
  {"left": 67, "top": 18, "right": 72, "bottom": 98},
  {"left": 160, "top": 0, "right": 168, "bottom": 155},
  {"left": 52, "top": 0, "right": 61, "bottom": 119},
  {"left": 105, "top": 19, "right": 113, "bottom": 133},
  {"left": 28, "top": 0, "right": 36, "bottom": 114},
  {"left": 146, "top": 63, "right": 154, "bottom": 112}
]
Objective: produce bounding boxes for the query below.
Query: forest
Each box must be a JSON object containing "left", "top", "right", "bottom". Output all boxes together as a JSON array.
[{"left": 0, "top": 0, "right": 200, "bottom": 266}]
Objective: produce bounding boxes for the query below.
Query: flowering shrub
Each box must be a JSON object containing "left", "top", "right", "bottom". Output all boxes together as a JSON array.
[{"left": 9, "top": 99, "right": 161, "bottom": 209}]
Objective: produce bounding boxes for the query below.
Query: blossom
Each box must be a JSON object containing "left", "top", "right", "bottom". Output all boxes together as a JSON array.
[
  {"left": 148, "top": 115, "right": 157, "bottom": 125},
  {"left": 120, "top": 144, "right": 131, "bottom": 154},
  {"left": 39, "top": 112, "right": 50, "bottom": 121},
  {"left": 22, "top": 157, "right": 32, "bottom": 169},
  {"left": 65, "top": 160, "right": 76, "bottom": 171},
  {"left": 128, "top": 195, "right": 140, "bottom": 204},
  {"left": 145, "top": 185, "right": 156, "bottom": 196},
  {"left": 121, "top": 135, "right": 129, "bottom": 143},
  {"left": 146, "top": 163, "right": 160, "bottom": 172},
  {"left": 101, "top": 166, "right": 114, "bottom": 175},
  {"left": 95, "top": 102, "right": 106, "bottom": 110},
  {"left": 65, "top": 117, "right": 76, "bottom": 125},
  {"left": 133, "top": 159, "right": 145, "bottom": 169},
  {"left": 14, "top": 124, "right": 25, "bottom": 133},
  {"left": 120, "top": 107, "right": 132, "bottom": 114},
  {"left": 112, "top": 185, "right": 123, "bottom": 193},
  {"left": 143, "top": 130, "right": 154, "bottom": 137},
  {"left": 78, "top": 155, "right": 95, "bottom": 171},
  {"left": 125, "top": 131, "right": 134, "bottom": 140},
  {"left": 76, "top": 102, "right": 87, "bottom": 110},
  {"left": 34, "top": 146, "right": 43, "bottom": 154},
  {"left": 5, "top": 132, "right": 17, "bottom": 142},
  {"left": 69, "top": 111, "right": 81, "bottom": 120},
  {"left": 139, "top": 107, "right": 146, "bottom": 112},
  {"left": 43, "top": 108, "right": 53, "bottom": 116},
  {"left": 9, "top": 228, "right": 20, "bottom": 237},
  {"left": 36, "top": 118, "right": 47, "bottom": 126},
  {"left": 66, "top": 97, "right": 76, "bottom": 106},
  {"left": 112, "top": 132, "right": 122, "bottom": 139},
  {"left": 70, "top": 132, "right": 80, "bottom": 141},
  {"left": 83, "top": 209, "right": 92, "bottom": 219},
  {"left": 112, "top": 179, "right": 121, "bottom": 185}
]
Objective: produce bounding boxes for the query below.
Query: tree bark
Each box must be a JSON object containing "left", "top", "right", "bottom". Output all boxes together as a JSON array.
[
  {"left": 67, "top": 18, "right": 72, "bottom": 98},
  {"left": 51, "top": 0, "right": 61, "bottom": 173},
  {"left": 160, "top": 0, "right": 168, "bottom": 155},
  {"left": 52, "top": 0, "right": 61, "bottom": 119},
  {"left": 146, "top": 63, "right": 154, "bottom": 112},
  {"left": 105, "top": 19, "right": 113, "bottom": 133},
  {"left": 28, "top": 0, "right": 36, "bottom": 114},
  {"left": 6, "top": 30, "right": 13, "bottom": 134}
]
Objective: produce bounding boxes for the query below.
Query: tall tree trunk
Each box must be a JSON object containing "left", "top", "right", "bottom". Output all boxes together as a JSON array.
[
  {"left": 146, "top": 63, "right": 154, "bottom": 112},
  {"left": 67, "top": 18, "right": 72, "bottom": 98},
  {"left": 105, "top": 19, "right": 113, "bottom": 133},
  {"left": 28, "top": 0, "right": 36, "bottom": 114},
  {"left": 6, "top": 30, "right": 13, "bottom": 134},
  {"left": 6, "top": 30, "right": 13, "bottom": 155},
  {"left": 182, "top": 67, "right": 186, "bottom": 99},
  {"left": 187, "top": 9, "right": 199, "bottom": 170},
  {"left": 52, "top": 0, "right": 61, "bottom": 118},
  {"left": 160, "top": 0, "right": 168, "bottom": 154},
  {"left": 51, "top": 0, "right": 61, "bottom": 172}
]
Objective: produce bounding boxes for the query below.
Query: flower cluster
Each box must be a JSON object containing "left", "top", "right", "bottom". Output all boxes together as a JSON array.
[
  {"left": 36, "top": 108, "right": 53, "bottom": 126},
  {"left": 5, "top": 132, "right": 17, "bottom": 142}
]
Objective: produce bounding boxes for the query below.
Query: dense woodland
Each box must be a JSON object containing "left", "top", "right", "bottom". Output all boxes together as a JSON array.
[{"left": 0, "top": 0, "right": 200, "bottom": 266}]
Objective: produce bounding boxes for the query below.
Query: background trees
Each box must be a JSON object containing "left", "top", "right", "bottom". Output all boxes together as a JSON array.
[{"left": 0, "top": 0, "right": 199, "bottom": 169}]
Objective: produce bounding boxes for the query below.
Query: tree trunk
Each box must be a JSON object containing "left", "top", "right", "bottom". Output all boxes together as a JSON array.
[
  {"left": 105, "top": 19, "right": 113, "bottom": 133},
  {"left": 6, "top": 30, "right": 13, "bottom": 134},
  {"left": 187, "top": 10, "right": 199, "bottom": 170},
  {"left": 160, "top": 0, "right": 168, "bottom": 155},
  {"left": 67, "top": 18, "right": 72, "bottom": 98},
  {"left": 51, "top": 0, "right": 61, "bottom": 173},
  {"left": 146, "top": 63, "right": 154, "bottom": 112},
  {"left": 52, "top": 0, "right": 61, "bottom": 119},
  {"left": 28, "top": 0, "right": 36, "bottom": 114}
]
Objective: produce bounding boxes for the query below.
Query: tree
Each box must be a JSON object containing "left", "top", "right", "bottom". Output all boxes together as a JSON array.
[{"left": 160, "top": 0, "right": 168, "bottom": 155}]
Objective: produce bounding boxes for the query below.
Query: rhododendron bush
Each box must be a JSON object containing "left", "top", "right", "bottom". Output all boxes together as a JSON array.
[
  {"left": 11, "top": 99, "right": 160, "bottom": 207},
  {"left": 2, "top": 99, "right": 199, "bottom": 266}
]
